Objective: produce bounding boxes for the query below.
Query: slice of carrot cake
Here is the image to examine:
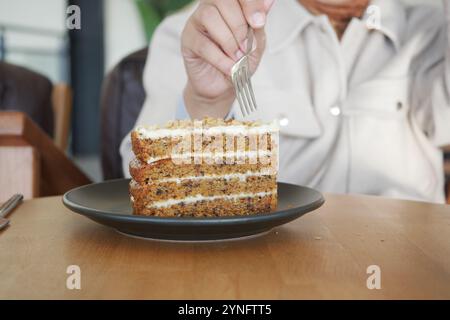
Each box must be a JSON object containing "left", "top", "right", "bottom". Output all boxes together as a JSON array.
[{"left": 129, "top": 117, "right": 278, "bottom": 217}]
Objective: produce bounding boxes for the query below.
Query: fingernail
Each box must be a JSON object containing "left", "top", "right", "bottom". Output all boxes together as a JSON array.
[
  {"left": 251, "top": 12, "right": 266, "bottom": 28},
  {"left": 235, "top": 50, "right": 244, "bottom": 60},
  {"left": 264, "top": 0, "right": 275, "bottom": 10}
]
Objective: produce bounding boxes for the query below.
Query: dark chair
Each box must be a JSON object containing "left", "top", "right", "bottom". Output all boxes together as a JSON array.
[
  {"left": 0, "top": 62, "right": 73, "bottom": 151},
  {"left": 0, "top": 62, "right": 54, "bottom": 136},
  {"left": 444, "top": 147, "right": 450, "bottom": 203},
  {"left": 100, "top": 48, "right": 148, "bottom": 180},
  {"left": 0, "top": 62, "right": 88, "bottom": 201}
]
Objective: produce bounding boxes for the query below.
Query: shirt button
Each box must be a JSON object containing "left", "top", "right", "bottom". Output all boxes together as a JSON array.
[
  {"left": 277, "top": 115, "right": 289, "bottom": 127},
  {"left": 330, "top": 106, "right": 341, "bottom": 116}
]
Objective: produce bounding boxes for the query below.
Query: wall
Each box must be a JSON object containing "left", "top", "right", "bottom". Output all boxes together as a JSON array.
[
  {"left": 0, "top": 0, "right": 444, "bottom": 80},
  {"left": 0, "top": 0, "right": 147, "bottom": 80},
  {"left": 0, "top": 0, "right": 66, "bottom": 30},
  {"left": 0, "top": 0, "right": 67, "bottom": 82},
  {"left": 103, "top": 0, "right": 146, "bottom": 73}
]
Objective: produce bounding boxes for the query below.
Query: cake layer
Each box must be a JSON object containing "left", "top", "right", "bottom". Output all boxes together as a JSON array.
[
  {"left": 129, "top": 117, "right": 279, "bottom": 218},
  {"left": 132, "top": 194, "right": 277, "bottom": 217},
  {"left": 132, "top": 118, "right": 279, "bottom": 164},
  {"left": 130, "top": 158, "right": 277, "bottom": 183},
  {"left": 130, "top": 175, "right": 276, "bottom": 203},
  {"left": 135, "top": 118, "right": 279, "bottom": 139},
  {"left": 132, "top": 131, "right": 277, "bottom": 164}
]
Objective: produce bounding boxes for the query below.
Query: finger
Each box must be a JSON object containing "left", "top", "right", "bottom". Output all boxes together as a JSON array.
[
  {"left": 183, "top": 22, "right": 235, "bottom": 76},
  {"left": 205, "top": 0, "right": 249, "bottom": 52},
  {"left": 248, "top": 27, "right": 266, "bottom": 74},
  {"left": 193, "top": 4, "right": 243, "bottom": 60},
  {"left": 238, "top": 0, "right": 274, "bottom": 29},
  {"left": 253, "top": 27, "right": 266, "bottom": 56}
]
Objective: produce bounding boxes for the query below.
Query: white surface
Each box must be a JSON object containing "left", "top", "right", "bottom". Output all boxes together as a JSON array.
[
  {"left": 0, "top": 0, "right": 66, "bottom": 31},
  {"left": 0, "top": 0, "right": 67, "bottom": 82},
  {"left": 0, "top": 0, "right": 147, "bottom": 79},
  {"left": 103, "top": 0, "right": 146, "bottom": 73}
]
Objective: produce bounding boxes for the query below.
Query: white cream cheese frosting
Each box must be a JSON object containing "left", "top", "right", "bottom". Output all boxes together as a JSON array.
[
  {"left": 129, "top": 169, "right": 275, "bottom": 187},
  {"left": 136, "top": 122, "right": 279, "bottom": 140}
]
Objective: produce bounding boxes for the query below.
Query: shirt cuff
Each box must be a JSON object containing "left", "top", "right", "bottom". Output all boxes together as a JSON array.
[
  {"left": 175, "top": 97, "right": 191, "bottom": 120},
  {"left": 176, "top": 97, "right": 235, "bottom": 120}
]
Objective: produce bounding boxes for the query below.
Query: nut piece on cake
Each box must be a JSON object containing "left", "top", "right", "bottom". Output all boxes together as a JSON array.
[{"left": 129, "top": 117, "right": 279, "bottom": 217}]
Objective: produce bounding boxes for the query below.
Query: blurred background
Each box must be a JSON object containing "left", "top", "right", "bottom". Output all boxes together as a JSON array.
[
  {"left": 0, "top": 0, "right": 444, "bottom": 184},
  {"left": 0, "top": 0, "right": 195, "bottom": 182}
]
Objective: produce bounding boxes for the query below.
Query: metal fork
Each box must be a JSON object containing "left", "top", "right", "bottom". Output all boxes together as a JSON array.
[{"left": 231, "top": 27, "right": 257, "bottom": 117}]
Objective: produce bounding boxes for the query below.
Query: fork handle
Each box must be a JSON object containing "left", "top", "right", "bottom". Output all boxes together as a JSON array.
[
  {"left": 0, "top": 194, "right": 23, "bottom": 218},
  {"left": 245, "top": 27, "right": 254, "bottom": 56}
]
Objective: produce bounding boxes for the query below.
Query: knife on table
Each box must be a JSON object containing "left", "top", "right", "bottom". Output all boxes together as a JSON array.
[{"left": 0, "top": 194, "right": 24, "bottom": 230}]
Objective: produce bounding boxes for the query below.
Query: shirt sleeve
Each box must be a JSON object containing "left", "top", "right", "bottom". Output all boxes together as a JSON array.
[
  {"left": 175, "top": 97, "right": 191, "bottom": 120},
  {"left": 119, "top": 135, "right": 133, "bottom": 178},
  {"left": 413, "top": 0, "right": 450, "bottom": 147},
  {"left": 119, "top": 9, "right": 193, "bottom": 177},
  {"left": 175, "top": 96, "right": 236, "bottom": 120}
]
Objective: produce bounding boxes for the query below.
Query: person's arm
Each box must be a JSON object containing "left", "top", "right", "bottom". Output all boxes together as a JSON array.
[
  {"left": 175, "top": 97, "right": 191, "bottom": 120},
  {"left": 120, "top": 0, "right": 274, "bottom": 176},
  {"left": 176, "top": 95, "right": 235, "bottom": 120},
  {"left": 181, "top": 0, "right": 274, "bottom": 119},
  {"left": 119, "top": 9, "right": 192, "bottom": 177},
  {"left": 413, "top": 1, "right": 450, "bottom": 147}
]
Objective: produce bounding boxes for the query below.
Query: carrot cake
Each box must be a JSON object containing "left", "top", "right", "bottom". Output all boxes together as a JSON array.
[{"left": 129, "top": 117, "right": 279, "bottom": 217}]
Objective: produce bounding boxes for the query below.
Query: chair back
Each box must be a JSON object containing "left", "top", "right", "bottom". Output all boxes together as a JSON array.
[
  {"left": 0, "top": 62, "right": 54, "bottom": 136},
  {"left": 100, "top": 48, "right": 148, "bottom": 180}
]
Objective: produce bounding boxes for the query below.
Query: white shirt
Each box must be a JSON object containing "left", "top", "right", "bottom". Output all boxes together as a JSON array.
[{"left": 120, "top": 0, "right": 450, "bottom": 203}]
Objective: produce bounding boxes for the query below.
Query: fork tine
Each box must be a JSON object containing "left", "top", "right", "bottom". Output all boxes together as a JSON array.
[
  {"left": 238, "top": 69, "right": 252, "bottom": 115},
  {"left": 240, "top": 67, "right": 254, "bottom": 114},
  {"left": 233, "top": 71, "right": 247, "bottom": 116},
  {"left": 244, "top": 65, "right": 257, "bottom": 112},
  {"left": 231, "top": 26, "right": 258, "bottom": 117}
]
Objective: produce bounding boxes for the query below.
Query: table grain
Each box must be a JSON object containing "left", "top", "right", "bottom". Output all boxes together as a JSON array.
[{"left": 0, "top": 194, "right": 449, "bottom": 299}]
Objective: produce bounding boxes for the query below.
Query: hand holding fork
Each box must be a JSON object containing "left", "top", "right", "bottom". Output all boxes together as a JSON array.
[{"left": 181, "top": 0, "right": 275, "bottom": 119}]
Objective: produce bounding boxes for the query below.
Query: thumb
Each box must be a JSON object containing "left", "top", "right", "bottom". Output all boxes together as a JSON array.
[{"left": 248, "top": 27, "right": 266, "bottom": 75}]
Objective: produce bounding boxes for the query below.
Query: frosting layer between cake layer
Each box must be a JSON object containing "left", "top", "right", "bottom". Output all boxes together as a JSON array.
[{"left": 147, "top": 190, "right": 277, "bottom": 208}]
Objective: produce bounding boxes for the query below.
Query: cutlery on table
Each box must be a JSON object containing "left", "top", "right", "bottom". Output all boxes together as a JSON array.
[
  {"left": 231, "top": 27, "right": 258, "bottom": 117},
  {"left": 0, "top": 194, "right": 23, "bottom": 231}
]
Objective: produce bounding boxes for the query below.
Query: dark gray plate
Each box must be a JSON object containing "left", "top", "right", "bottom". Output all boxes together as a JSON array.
[{"left": 62, "top": 179, "right": 324, "bottom": 241}]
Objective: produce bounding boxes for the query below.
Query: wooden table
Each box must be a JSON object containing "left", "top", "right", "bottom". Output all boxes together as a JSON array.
[{"left": 1, "top": 194, "right": 450, "bottom": 299}]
